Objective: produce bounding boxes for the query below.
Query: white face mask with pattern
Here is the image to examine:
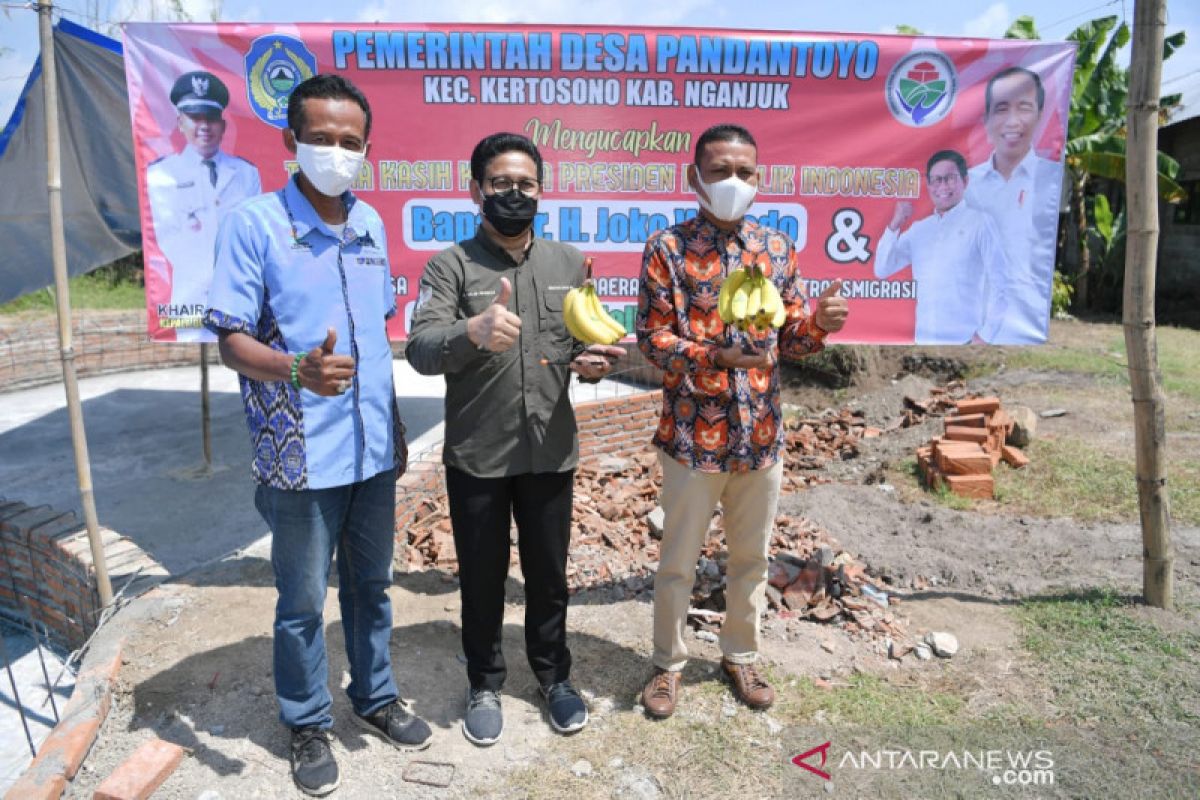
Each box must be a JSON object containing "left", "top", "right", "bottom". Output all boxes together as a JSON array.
[
  {"left": 295, "top": 141, "right": 364, "bottom": 197},
  {"left": 695, "top": 174, "right": 757, "bottom": 222}
]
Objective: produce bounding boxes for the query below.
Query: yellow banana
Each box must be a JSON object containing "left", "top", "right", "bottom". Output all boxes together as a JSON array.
[
  {"left": 771, "top": 301, "right": 787, "bottom": 328},
  {"left": 564, "top": 283, "right": 622, "bottom": 345},
  {"left": 745, "top": 272, "right": 763, "bottom": 318},
  {"left": 730, "top": 273, "right": 751, "bottom": 320},
  {"left": 562, "top": 287, "right": 591, "bottom": 341},
  {"left": 572, "top": 299, "right": 618, "bottom": 345},
  {"left": 759, "top": 273, "right": 780, "bottom": 317},
  {"left": 585, "top": 285, "right": 627, "bottom": 341},
  {"left": 718, "top": 268, "right": 748, "bottom": 323}
]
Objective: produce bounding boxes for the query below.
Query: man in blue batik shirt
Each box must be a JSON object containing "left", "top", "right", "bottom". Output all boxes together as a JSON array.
[{"left": 204, "top": 74, "right": 431, "bottom": 797}]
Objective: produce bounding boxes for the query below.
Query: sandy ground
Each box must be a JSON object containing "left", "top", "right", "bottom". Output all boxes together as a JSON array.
[{"left": 56, "top": 354, "right": 1200, "bottom": 799}]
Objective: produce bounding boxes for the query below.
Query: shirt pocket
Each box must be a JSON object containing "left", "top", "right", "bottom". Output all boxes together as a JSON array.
[{"left": 540, "top": 288, "right": 571, "bottom": 340}]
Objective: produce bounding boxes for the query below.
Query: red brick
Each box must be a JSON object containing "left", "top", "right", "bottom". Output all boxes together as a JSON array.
[
  {"left": 935, "top": 445, "right": 992, "bottom": 476},
  {"left": 954, "top": 397, "right": 1001, "bottom": 415},
  {"left": 944, "top": 413, "right": 986, "bottom": 428},
  {"left": 1001, "top": 445, "right": 1030, "bottom": 469},
  {"left": 944, "top": 426, "right": 988, "bottom": 444},
  {"left": 3, "top": 769, "right": 67, "bottom": 800},
  {"left": 93, "top": 738, "right": 185, "bottom": 800},
  {"left": 944, "top": 473, "right": 994, "bottom": 499},
  {"left": 34, "top": 717, "right": 102, "bottom": 781}
]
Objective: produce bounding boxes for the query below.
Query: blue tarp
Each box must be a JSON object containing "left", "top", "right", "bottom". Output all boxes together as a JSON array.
[{"left": 0, "top": 19, "right": 139, "bottom": 304}]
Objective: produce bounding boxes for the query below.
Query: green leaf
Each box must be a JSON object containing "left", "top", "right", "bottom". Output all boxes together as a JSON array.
[
  {"left": 1069, "top": 16, "right": 1119, "bottom": 106},
  {"left": 1092, "top": 194, "right": 1113, "bottom": 245},
  {"left": 1077, "top": 21, "right": 1129, "bottom": 135},
  {"left": 895, "top": 24, "right": 922, "bottom": 35},
  {"left": 1004, "top": 15, "right": 1040, "bottom": 40},
  {"left": 1163, "top": 30, "right": 1185, "bottom": 61}
]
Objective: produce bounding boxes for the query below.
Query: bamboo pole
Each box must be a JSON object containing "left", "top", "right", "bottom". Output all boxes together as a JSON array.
[
  {"left": 38, "top": 1, "right": 113, "bottom": 606},
  {"left": 1124, "top": 0, "right": 1172, "bottom": 609}
]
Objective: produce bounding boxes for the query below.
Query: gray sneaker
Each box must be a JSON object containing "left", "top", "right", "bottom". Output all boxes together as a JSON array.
[
  {"left": 541, "top": 680, "right": 589, "bottom": 734},
  {"left": 462, "top": 687, "right": 503, "bottom": 746},
  {"left": 290, "top": 726, "right": 339, "bottom": 797},
  {"left": 353, "top": 699, "right": 433, "bottom": 751}
]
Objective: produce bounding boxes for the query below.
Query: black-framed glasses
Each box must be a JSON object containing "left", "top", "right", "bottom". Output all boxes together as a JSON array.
[
  {"left": 928, "top": 173, "right": 964, "bottom": 187},
  {"left": 484, "top": 176, "right": 541, "bottom": 197}
]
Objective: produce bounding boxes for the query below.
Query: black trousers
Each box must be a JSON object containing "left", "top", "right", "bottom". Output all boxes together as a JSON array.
[{"left": 445, "top": 466, "right": 574, "bottom": 691}]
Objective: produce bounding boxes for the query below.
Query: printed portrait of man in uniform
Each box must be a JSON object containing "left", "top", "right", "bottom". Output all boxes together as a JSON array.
[{"left": 146, "top": 70, "right": 261, "bottom": 341}]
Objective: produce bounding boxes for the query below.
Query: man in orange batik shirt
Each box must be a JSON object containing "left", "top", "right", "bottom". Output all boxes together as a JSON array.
[{"left": 635, "top": 124, "right": 849, "bottom": 719}]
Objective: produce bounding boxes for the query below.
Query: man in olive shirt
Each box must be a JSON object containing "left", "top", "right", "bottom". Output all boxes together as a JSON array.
[{"left": 407, "top": 132, "right": 622, "bottom": 746}]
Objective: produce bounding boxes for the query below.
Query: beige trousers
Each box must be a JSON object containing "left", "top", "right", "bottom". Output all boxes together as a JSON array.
[{"left": 652, "top": 452, "right": 783, "bottom": 671}]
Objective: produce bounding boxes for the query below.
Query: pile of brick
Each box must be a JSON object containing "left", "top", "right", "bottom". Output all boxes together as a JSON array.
[
  {"left": 402, "top": 409, "right": 873, "bottom": 577},
  {"left": 898, "top": 381, "right": 971, "bottom": 426},
  {"left": 916, "top": 396, "right": 1030, "bottom": 499},
  {"left": 685, "top": 514, "right": 906, "bottom": 644},
  {"left": 779, "top": 408, "right": 871, "bottom": 489},
  {"left": 399, "top": 419, "right": 906, "bottom": 642},
  {"left": 405, "top": 499, "right": 457, "bottom": 571}
]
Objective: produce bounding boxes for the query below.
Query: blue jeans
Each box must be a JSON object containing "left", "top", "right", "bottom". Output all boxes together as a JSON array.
[{"left": 255, "top": 467, "right": 399, "bottom": 730}]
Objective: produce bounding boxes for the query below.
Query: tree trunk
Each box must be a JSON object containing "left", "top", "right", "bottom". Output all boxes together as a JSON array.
[
  {"left": 1074, "top": 172, "right": 1090, "bottom": 310},
  {"left": 1124, "top": 0, "right": 1173, "bottom": 609}
]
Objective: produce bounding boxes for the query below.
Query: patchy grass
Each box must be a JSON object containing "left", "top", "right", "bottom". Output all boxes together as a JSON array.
[
  {"left": 993, "top": 437, "right": 1200, "bottom": 525},
  {"left": 888, "top": 438, "right": 1200, "bottom": 525},
  {"left": 1018, "top": 590, "right": 1200, "bottom": 727},
  {"left": 0, "top": 272, "right": 144, "bottom": 314},
  {"left": 998, "top": 325, "right": 1200, "bottom": 405},
  {"left": 498, "top": 668, "right": 970, "bottom": 799}
]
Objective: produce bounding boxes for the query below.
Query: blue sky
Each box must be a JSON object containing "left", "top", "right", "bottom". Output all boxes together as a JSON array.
[{"left": 3, "top": 0, "right": 1199, "bottom": 127}]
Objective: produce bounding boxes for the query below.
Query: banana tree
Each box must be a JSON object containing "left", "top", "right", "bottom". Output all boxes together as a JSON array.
[{"left": 1005, "top": 15, "right": 1186, "bottom": 309}]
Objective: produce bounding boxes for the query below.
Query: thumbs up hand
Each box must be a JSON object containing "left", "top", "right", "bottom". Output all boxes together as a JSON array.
[
  {"left": 299, "top": 327, "right": 357, "bottom": 396},
  {"left": 813, "top": 279, "right": 849, "bottom": 334},
  {"left": 467, "top": 276, "right": 523, "bottom": 352}
]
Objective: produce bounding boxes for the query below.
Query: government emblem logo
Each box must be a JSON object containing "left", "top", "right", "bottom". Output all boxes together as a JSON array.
[
  {"left": 885, "top": 50, "right": 957, "bottom": 127},
  {"left": 245, "top": 35, "right": 317, "bottom": 128}
]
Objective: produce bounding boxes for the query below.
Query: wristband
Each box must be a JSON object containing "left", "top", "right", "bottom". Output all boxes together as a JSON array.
[{"left": 290, "top": 351, "right": 307, "bottom": 390}]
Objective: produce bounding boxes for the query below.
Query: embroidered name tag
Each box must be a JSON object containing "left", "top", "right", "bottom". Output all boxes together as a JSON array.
[
  {"left": 357, "top": 256, "right": 387, "bottom": 266},
  {"left": 467, "top": 290, "right": 496, "bottom": 298}
]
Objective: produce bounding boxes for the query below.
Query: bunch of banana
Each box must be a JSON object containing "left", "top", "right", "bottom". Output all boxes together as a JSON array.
[
  {"left": 564, "top": 281, "right": 626, "bottom": 345},
  {"left": 718, "top": 267, "right": 786, "bottom": 330}
]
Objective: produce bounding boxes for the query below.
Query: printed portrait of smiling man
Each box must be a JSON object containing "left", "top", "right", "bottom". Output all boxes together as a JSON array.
[
  {"left": 875, "top": 149, "right": 1009, "bottom": 345},
  {"left": 965, "top": 66, "right": 1065, "bottom": 345}
]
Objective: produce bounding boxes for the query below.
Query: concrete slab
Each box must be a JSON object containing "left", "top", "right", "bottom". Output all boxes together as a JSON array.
[{"left": 0, "top": 360, "right": 640, "bottom": 576}]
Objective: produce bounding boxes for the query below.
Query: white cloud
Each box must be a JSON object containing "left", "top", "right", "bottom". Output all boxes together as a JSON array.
[
  {"left": 355, "top": 0, "right": 714, "bottom": 26},
  {"left": 109, "top": 0, "right": 223, "bottom": 24},
  {"left": 962, "top": 2, "right": 1011, "bottom": 39}
]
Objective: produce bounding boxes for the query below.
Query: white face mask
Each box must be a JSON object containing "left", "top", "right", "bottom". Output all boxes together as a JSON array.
[
  {"left": 294, "top": 141, "right": 365, "bottom": 197},
  {"left": 695, "top": 174, "right": 758, "bottom": 222}
]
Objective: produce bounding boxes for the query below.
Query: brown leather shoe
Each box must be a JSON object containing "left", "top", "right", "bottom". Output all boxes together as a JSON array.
[
  {"left": 721, "top": 659, "right": 775, "bottom": 710},
  {"left": 641, "top": 668, "right": 682, "bottom": 718}
]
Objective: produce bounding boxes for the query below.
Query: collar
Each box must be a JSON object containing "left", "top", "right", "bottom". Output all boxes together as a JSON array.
[
  {"left": 182, "top": 144, "right": 226, "bottom": 166},
  {"left": 473, "top": 226, "right": 535, "bottom": 264},
  {"left": 983, "top": 147, "right": 1039, "bottom": 179},
  {"left": 687, "top": 211, "right": 757, "bottom": 248},
  {"left": 283, "top": 173, "right": 368, "bottom": 242},
  {"left": 934, "top": 200, "right": 968, "bottom": 222}
]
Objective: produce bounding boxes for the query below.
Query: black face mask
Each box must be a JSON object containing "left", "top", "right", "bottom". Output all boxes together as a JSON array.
[{"left": 482, "top": 189, "right": 538, "bottom": 237}]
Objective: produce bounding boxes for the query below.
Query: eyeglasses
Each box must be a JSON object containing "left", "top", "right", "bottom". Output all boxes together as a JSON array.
[
  {"left": 928, "top": 173, "right": 964, "bottom": 187},
  {"left": 484, "top": 176, "right": 541, "bottom": 197}
]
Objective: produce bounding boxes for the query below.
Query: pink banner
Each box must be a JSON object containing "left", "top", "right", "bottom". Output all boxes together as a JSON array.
[{"left": 123, "top": 23, "right": 1075, "bottom": 344}]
